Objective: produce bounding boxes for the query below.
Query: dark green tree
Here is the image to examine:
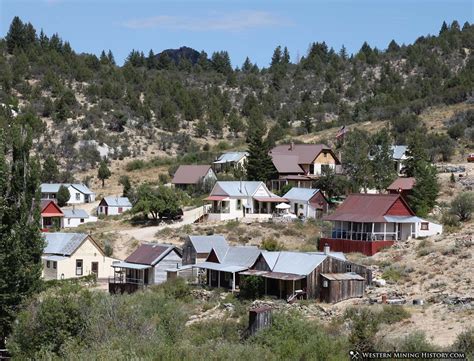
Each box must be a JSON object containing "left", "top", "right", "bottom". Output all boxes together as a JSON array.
[
  {"left": 0, "top": 124, "right": 44, "bottom": 348},
  {"left": 57, "top": 185, "right": 70, "bottom": 207},
  {"left": 370, "top": 129, "right": 397, "bottom": 192},
  {"left": 246, "top": 127, "right": 276, "bottom": 182},
  {"left": 98, "top": 160, "right": 111, "bottom": 187},
  {"left": 408, "top": 161, "right": 439, "bottom": 216},
  {"left": 41, "top": 155, "right": 59, "bottom": 183},
  {"left": 6, "top": 16, "right": 25, "bottom": 53},
  {"left": 313, "top": 167, "right": 348, "bottom": 199},
  {"left": 342, "top": 129, "right": 373, "bottom": 192},
  {"left": 119, "top": 175, "right": 131, "bottom": 197}
]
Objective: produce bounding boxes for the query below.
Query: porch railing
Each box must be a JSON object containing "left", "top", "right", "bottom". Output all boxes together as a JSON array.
[{"left": 323, "top": 230, "right": 399, "bottom": 241}]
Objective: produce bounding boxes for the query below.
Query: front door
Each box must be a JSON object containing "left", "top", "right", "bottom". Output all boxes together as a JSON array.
[
  {"left": 144, "top": 269, "right": 149, "bottom": 285},
  {"left": 91, "top": 262, "right": 99, "bottom": 275}
]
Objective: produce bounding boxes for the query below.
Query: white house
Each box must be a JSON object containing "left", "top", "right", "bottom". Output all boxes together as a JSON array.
[
  {"left": 213, "top": 152, "right": 248, "bottom": 173},
  {"left": 62, "top": 208, "right": 98, "bottom": 228},
  {"left": 41, "top": 183, "right": 96, "bottom": 204},
  {"left": 42, "top": 233, "right": 116, "bottom": 280},
  {"left": 109, "top": 243, "right": 182, "bottom": 292},
  {"left": 204, "top": 181, "right": 287, "bottom": 222},
  {"left": 97, "top": 196, "right": 132, "bottom": 216},
  {"left": 282, "top": 187, "right": 329, "bottom": 219},
  {"left": 415, "top": 219, "right": 443, "bottom": 238},
  {"left": 391, "top": 145, "right": 409, "bottom": 175}
]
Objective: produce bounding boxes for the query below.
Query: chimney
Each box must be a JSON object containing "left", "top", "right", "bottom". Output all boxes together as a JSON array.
[{"left": 324, "top": 243, "right": 330, "bottom": 255}]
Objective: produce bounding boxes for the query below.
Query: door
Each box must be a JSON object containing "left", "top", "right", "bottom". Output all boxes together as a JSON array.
[
  {"left": 144, "top": 269, "right": 149, "bottom": 285},
  {"left": 91, "top": 262, "right": 99, "bottom": 276}
]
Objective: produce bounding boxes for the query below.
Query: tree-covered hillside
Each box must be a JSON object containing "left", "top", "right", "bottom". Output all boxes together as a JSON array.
[{"left": 0, "top": 17, "right": 473, "bottom": 175}]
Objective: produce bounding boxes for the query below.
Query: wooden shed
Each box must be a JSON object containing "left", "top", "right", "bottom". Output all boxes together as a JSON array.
[{"left": 319, "top": 273, "right": 365, "bottom": 303}]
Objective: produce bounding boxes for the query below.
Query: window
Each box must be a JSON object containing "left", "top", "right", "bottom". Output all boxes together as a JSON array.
[
  {"left": 46, "top": 261, "right": 50, "bottom": 268},
  {"left": 118, "top": 207, "right": 123, "bottom": 213},
  {"left": 299, "top": 204, "right": 304, "bottom": 209},
  {"left": 80, "top": 218, "right": 84, "bottom": 223},
  {"left": 236, "top": 199, "right": 242, "bottom": 210},
  {"left": 323, "top": 280, "right": 329, "bottom": 288},
  {"left": 53, "top": 261, "right": 57, "bottom": 269},
  {"left": 346, "top": 264, "right": 353, "bottom": 273},
  {"left": 309, "top": 164, "right": 315, "bottom": 174},
  {"left": 323, "top": 152, "right": 327, "bottom": 158},
  {"left": 76, "top": 259, "right": 83, "bottom": 276},
  {"left": 421, "top": 222, "right": 429, "bottom": 230},
  {"left": 75, "top": 193, "right": 80, "bottom": 201}
]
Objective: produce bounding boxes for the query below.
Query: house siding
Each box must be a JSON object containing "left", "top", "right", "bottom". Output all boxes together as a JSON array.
[
  {"left": 386, "top": 198, "right": 412, "bottom": 216},
  {"left": 153, "top": 250, "right": 182, "bottom": 284}
]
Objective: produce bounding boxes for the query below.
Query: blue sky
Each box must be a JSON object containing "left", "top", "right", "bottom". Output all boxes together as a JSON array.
[{"left": 0, "top": 0, "right": 472, "bottom": 67}]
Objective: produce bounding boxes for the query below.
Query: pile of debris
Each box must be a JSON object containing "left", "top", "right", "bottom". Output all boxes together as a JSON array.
[
  {"left": 190, "top": 288, "right": 214, "bottom": 302},
  {"left": 250, "top": 299, "right": 332, "bottom": 320}
]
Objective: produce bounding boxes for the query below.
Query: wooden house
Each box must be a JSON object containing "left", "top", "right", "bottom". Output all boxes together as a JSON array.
[
  {"left": 213, "top": 152, "right": 248, "bottom": 173},
  {"left": 171, "top": 165, "right": 217, "bottom": 190},
  {"left": 320, "top": 193, "right": 442, "bottom": 256},
  {"left": 97, "top": 196, "right": 132, "bottom": 216},
  {"left": 182, "top": 235, "right": 229, "bottom": 265},
  {"left": 41, "top": 183, "right": 95, "bottom": 204},
  {"left": 386, "top": 177, "right": 416, "bottom": 199},
  {"left": 269, "top": 143, "right": 341, "bottom": 191},
  {"left": 109, "top": 243, "right": 182, "bottom": 293},
  {"left": 40, "top": 200, "right": 64, "bottom": 231},
  {"left": 282, "top": 187, "right": 329, "bottom": 219}
]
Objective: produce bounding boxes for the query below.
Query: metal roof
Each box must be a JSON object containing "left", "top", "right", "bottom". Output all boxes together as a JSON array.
[
  {"left": 40, "top": 183, "right": 94, "bottom": 195},
  {"left": 323, "top": 194, "right": 414, "bottom": 223},
  {"left": 391, "top": 145, "right": 408, "bottom": 160},
  {"left": 194, "top": 262, "right": 248, "bottom": 273},
  {"left": 271, "top": 154, "right": 304, "bottom": 174},
  {"left": 172, "top": 165, "right": 214, "bottom": 185},
  {"left": 240, "top": 269, "right": 305, "bottom": 281},
  {"left": 43, "top": 233, "right": 88, "bottom": 255},
  {"left": 270, "top": 144, "right": 333, "bottom": 164},
  {"left": 387, "top": 177, "right": 416, "bottom": 191},
  {"left": 112, "top": 261, "right": 151, "bottom": 270},
  {"left": 383, "top": 215, "right": 424, "bottom": 223},
  {"left": 102, "top": 196, "right": 132, "bottom": 207},
  {"left": 188, "top": 235, "right": 228, "bottom": 255},
  {"left": 125, "top": 243, "right": 180, "bottom": 266},
  {"left": 42, "top": 255, "right": 68, "bottom": 262},
  {"left": 210, "top": 181, "right": 265, "bottom": 197},
  {"left": 62, "top": 208, "right": 90, "bottom": 219},
  {"left": 283, "top": 187, "right": 321, "bottom": 202},
  {"left": 213, "top": 152, "right": 248, "bottom": 164},
  {"left": 215, "top": 246, "right": 261, "bottom": 267},
  {"left": 320, "top": 272, "right": 365, "bottom": 281}
]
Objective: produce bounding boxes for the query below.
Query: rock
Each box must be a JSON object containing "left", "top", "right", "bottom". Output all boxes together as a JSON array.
[{"left": 373, "top": 278, "right": 386, "bottom": 287}]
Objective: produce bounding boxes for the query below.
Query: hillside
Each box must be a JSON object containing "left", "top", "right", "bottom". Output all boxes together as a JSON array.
[{"left": 0, "top": 17, "right": 473, "bottom": 181}]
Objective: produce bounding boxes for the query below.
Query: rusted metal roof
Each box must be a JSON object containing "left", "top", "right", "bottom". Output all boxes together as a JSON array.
[
  {"left": 125, "top": 243, "right": 180, "bottom": 266},
  {"left": 387, "top": 177, "right": 416, "bottom": 191},
  {"left": 323, "top": 193, "right": 412, "bottom": 223},
  {"left": 172, "top": 165, "right": 214, "bottom": 185},
  {"left": 204, "top": 195, "right": 229, "bottom": 201},
  {"left": 320, "top": 272, "right": 365, "bottom": 281}
]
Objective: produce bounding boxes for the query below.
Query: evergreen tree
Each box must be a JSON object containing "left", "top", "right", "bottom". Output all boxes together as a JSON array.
[
  {"left": 342, "top": 128, "right": 373, "bottom": 192},
  {"left": 6, "top": 16, "right": 25, "bottom": 53},
  {"left": 408, "top": 161, "right": 439, "bottom": 216},
  {"left": 194, "top": 118, "right": 208, "bottom": 137},
  {"left": 227, "top": 109, "right": 245, "bottom": 138},
  {"left": 107, "top": 50, "right": 115, "bottom": 65},
  {"left": 246, "top": 127, "right": 276, "bottom": 182},
  {"left": 439, "top": 21, "right": 449, "bottom": 35},
  {"left": 271, "top": 46, "right": 282, "bottom": 67},
  {"left": 0, "top": 124, "right": 44, "bottom": 348},
  {"left": 370, "top": 129, "right": 397, "bottom": 191},
  {"left": 404, "top": 130, "right": 429, "bottom": 177},
  {"left": 98, "top": 159, "right": 111, "bottom": 187},
  {"left": 41, "top": 155, "right": 59, "bottom": 183},
  {"left": 119, "top": 175, "right": 131, "bottom": 197},
  {"left": 339, "top": 45, "right": 348, "bottom": 60},
  {"left": 56, "top": 185, "right": 70, "bottom": 207},
  {"left": 242, "top": 57, "right": 252, "bottom": 72}
]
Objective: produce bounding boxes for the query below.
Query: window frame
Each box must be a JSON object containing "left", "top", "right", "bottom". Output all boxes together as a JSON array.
[
  {"left": 76, "top": 259, "right": 83, "bottom": 276},
  {"left": 420, "top": 222, "right": 429, "bottom": 230}
]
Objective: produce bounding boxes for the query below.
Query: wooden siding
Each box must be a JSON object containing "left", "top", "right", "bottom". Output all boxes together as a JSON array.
[
  {"left": 320, "top": 238, "right": 395, "bottom": 256},
  {"left": 153, "top": 250, "right": 182, "bottom": 284},
  {"left": 386, "top": 198, "right": 412, "bottom": 216},
  {"left": 253, "top": 254, "right": 271, "bottom": 271},
  {"left": 306, "top": 257, "right": 370, "bottom": 299},
  {"left": 182, "top": 239, "right": 196, "bottom": 265},
  {"left": 320, "top": 278, "right": 365, "bottom": 303},
  {"left": 314, "top": 151, "right": 337, "bottom": 165},
  {"left": 206, "top": 249, "right": 220, "bottom": 263},
  {"left": 309, "top": 192, "right": 329, "bottom": 211}
]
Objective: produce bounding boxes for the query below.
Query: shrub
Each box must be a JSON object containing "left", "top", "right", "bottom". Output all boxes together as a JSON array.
[
  {"left": 239, "top": 275, "right": 264, "bottom": 300},
  {"left": 452, "top": 328, "right": 474, "bottom": 358},
  {"left": 261, "top": 237, "right": 285, "bottom": 251},
  {"left": 377, "top": 305, "right": 410, "bottom": 325},
  {"left": 450, "top": 192, "right": 474, "bottom": 222}
]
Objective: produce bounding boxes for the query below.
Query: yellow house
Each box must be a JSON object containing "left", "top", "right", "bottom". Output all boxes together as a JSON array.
[{"left": 42, "top": 232, "right": 116, "bottom": 280}]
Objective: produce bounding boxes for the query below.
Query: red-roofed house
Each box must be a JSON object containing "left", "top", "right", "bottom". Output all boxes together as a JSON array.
[
  {"left": 171, "top": 165, "right": 217, "bottom": 190},
  {"left": 269, "top": 143, "right": 341, "bottom": 190},
  {"left": 319, "top": 194, "right": 442, "bottom": 256},
  {"left": 40, "top": 200, "right": 64, "bottom": 231},
  {"left": 387, "top": 177, "right": 416, "bottom": 199},
  {"left": 109, "top": 243, "right": 182, "bottom": 293}
]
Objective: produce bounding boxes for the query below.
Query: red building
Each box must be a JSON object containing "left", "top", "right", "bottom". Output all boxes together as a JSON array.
[
  {"left": 40, "top": 200, "right": 64, "bottom": 231},
  {"left": 320, "top": 194, "right": 417, "bottom": 256},
  {"left": 386, "top": 177, "right": 416, "bottom": 199}
]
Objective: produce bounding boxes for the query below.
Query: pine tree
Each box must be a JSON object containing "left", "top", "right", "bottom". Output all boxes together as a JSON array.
[
  {"left": 339, "top": 45, "right": 348, "bottom": 60},
  {"left": 98, "top": 159, "right": 111, "bottom": 187},
  {"left": 246, "top": 127, "right": 276, "bottom": 182},
  {"left": 0, "top": 124, "right": 44, "bottom": 348},
  {"left": 242, "top": 57, "right": 252, "bottom": 73},
  {"left": 408, "top": 161, "right": 439, "bottom": 216},
  {"left": 41, "top": 155, "right": 59, "bottom": 183},
  {"left": 57, "top": 184, "right": 70, "bottom": 207},
  {"left": 107, "top": 50, "right": 115, "bottom": 65},
  {"left": 271, "top": 46, "right": 282, "bottom": 67},
  {"left": 439, "top": 21, "right": 449, "bottom": 35},
  {"left": 404, "top": 130, "right": 429, "bottom": 177},
  {"left": 342, "top": 128, "right": 373, "bottom": 192}
]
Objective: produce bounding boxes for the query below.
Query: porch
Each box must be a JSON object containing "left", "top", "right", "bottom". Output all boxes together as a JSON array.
[
  {"left": 193, "top": 262, "right": 248, "bottom": 291},
  {"left": 109, "top": 261, "right": 151, "bottom": 294},
  {"left": 324, "top": 220, "right": 415, "bottom": 242}
]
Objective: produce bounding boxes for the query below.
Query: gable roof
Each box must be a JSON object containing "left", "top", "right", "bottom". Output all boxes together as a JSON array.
[
  {"left": 62, "top": 208, "right": 90, "bottom": 219},
  {"left": 187, "top": 235, "right": 228, "bottom": 256},
  {"left": 172, "top": 165, "right": 214, "bottom": 185},
  {"left": 270, "top": 143, "right": 339, "bottom": 165},
  {"left": 208, "top": 246, "right": 260, "bottom": 267},
  {"left": 40, "top": 200, "right": 64, "bottom": 216},
  {"left": 387, "top": 177, "right": 416, "bottom": 191},
  {"left": 102, "top": 196, "right": 132, "bottom": 207},
  {"left": 43, "top": 233, "right": 101, "bottom": 256},
  {"left": 271, "top": 154, "right": 304, "bottom": 174},
  {"left": 125, "top": 243, "right": 181, "bottom": 266},
  {"left": 323, "top": 194, "right": 415, "bottom": 223},
  {"left": 40, "top": 183, "right": 94, "bottom": 195},
  {"left": 260, "top": 251, "right": 347, "bottom": 276},
  {"left": 283, "top": 187, "right": 322, "bottom": 202},
  {"left": 210, "top": 181, "right": 265, "bottom": 197},
  {"left": 213, "top": 152, "right": 248, "bottom": 164}
]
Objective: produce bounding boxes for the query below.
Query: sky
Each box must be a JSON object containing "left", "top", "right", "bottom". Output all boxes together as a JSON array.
[{"left": 0, "top": 0, "right": 472, "bottom": 67}]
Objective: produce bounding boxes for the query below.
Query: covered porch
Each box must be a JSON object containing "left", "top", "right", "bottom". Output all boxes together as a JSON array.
[
  {"left": 240, "top": 269, "right": 307, "bottom": 301},
  {"left": 193, "top": 262, "right": 248, "bottom": 291},
  {"left": 109, "top": 261, "right": 151, "bottom": 294}
]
